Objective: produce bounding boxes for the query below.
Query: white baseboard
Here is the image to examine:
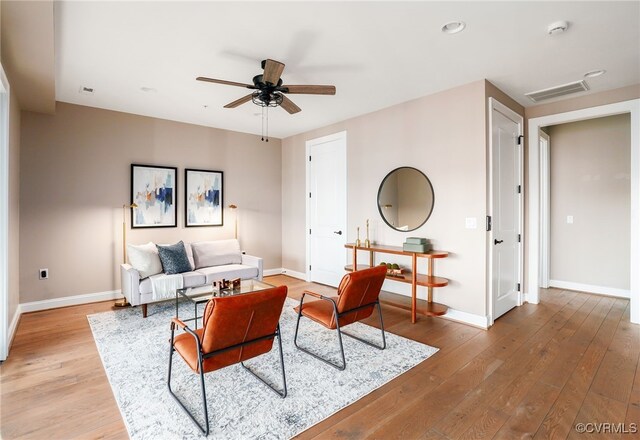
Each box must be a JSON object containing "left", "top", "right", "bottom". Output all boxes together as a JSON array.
[
  {"left": 20, "top": 289, "right": 123, "bottom": 313},
  {"left": 549, "top": 280, "right": 630, "bottom": 299},
  {"left": 263, "top": 268, "right": 283, "bottom": 277},
  {"left": 280, "top": 268, "right": 307, "bottom": 280},
  {"left": 442, "top": 308, "right": 490, "bottom": 329},
  {"left": 8, "top": 305, "right": 22, "bottom": 348},
  {"left": 263, "top": 268, "right": 307, "bottom": 280}
]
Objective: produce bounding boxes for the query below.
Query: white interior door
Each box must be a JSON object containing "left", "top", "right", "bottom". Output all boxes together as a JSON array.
[
  {"left": 307, "top": 131, "right": 347, "bottom": 287},
  {"left": 490, "top": 99, "right": 523, "bottom": 320}
]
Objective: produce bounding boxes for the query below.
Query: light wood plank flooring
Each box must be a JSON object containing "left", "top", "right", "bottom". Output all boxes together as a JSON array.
[{"left": 1, "top": 275, "right": 638, "bottom": 439}]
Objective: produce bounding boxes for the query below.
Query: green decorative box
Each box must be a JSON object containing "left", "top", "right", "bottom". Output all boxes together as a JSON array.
[
  {"left": 405, "top": 237, "right": 428, "bottom": 244},
  {"left": 402, "top": 243, "right": 432, "bottom": 253}
]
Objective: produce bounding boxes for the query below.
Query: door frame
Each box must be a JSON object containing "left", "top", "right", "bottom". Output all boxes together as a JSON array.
[
  {"left": 305, "top": 130, "right": 347, "bottom": 283},
  {"left": 527, "top": 99, "right": 640, "bottom": 324},
  {"left": 0, "top": 64, "right": 11, "bottom": 361},
  {"left": 488, "top": 97, "right": 524, "bottom": 326},
  {"left": 539, "top": 130, "right": 551, "bottom": 288}
]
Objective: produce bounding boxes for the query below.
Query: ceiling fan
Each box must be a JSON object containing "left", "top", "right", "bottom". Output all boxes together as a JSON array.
[{"left": 196, "top": 59, "right": 336, "bottom": 114}]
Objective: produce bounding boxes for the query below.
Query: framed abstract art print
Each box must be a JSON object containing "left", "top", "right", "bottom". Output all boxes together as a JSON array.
[
  {"left": 185, "top": 168, "right": 223, "bottom": 227},
  {"left": 131, "top": 164, "right": 177, "bottom": 228}
]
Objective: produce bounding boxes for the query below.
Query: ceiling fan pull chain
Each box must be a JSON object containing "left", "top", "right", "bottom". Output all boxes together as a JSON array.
[
  {"left": 266, "top": 106, "right": 269, "bottom": 142},
  {"left": 261, "top": 105, "right": 265, "bottom": 141}
]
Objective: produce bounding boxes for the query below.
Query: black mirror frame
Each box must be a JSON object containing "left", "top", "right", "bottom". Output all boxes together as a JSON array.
[{"left": 376, "top": 166, "right": 435, "bottom": 232}]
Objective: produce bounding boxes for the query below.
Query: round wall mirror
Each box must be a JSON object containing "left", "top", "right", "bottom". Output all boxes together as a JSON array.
[{"left": 377, "top": 167, "right": 434, "bottom": 232}]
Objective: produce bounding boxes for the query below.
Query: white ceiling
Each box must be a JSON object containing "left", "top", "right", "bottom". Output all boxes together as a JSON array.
[{"left": 54, "top": 1, "right": 640, "bottom": 139}]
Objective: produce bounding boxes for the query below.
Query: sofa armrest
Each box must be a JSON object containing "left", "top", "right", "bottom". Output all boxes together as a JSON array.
[
  {"left": 242, "top": 254, "right": 263, "bottom": 281},
  {"left": 120, "top": 264, "right": 142, "bottom": 306}
]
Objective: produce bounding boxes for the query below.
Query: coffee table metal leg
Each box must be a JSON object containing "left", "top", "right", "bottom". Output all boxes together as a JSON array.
[{"left": 194, "top": 302, "right": 198, "bottom": 329}]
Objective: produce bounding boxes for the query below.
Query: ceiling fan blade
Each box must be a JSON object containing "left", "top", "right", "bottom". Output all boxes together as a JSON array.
[
  {"left": 196, "top": 77, "right": 254, "bottom": 89},
  {"left": 263, "top": 59, "right": 285, "bottom": 85},
  {"left": 280, "top": 95, "right": 301, "bottom": 114},
  {"left": 224, "top": 94, "right": 253, "bottom": 108},
  {"left": 281, "top": 84, "right": 336, "bottom": 95}
]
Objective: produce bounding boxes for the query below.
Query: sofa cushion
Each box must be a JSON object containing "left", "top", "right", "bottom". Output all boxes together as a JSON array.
[
  {"left": 139, "top": 271, "right": 205, "bottom": 296},
  {"left": 127, "top": 242, "right": 163, "bottom": 279},
  {"left": 156, "top": 241, "right": 192, "bottom": 275},
  {"left": 196, "top": 264, "right": 259, "bottom": 284},
  {"left": 183, "top": 271, "right": 206, "bottom": 288},
  {"left": 139, "top": 277, "right": 152, "bottom": 295},
  {"left": 183, "top": 243, "right": 195, "bottom": 270},
  {"left": 191, "top": 239, "right": 242, "bottom": 269}
]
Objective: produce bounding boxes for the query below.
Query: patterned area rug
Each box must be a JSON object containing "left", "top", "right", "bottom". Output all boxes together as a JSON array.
[{"left": 88, "top": 297, "right": 438, "bottom": 439}]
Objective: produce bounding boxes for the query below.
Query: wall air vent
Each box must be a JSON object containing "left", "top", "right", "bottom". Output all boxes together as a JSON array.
[
  {"left": 78, "top": 86, "right": 94, "bottom": 95},
  {"left": 524, "top": 80, "right": 589, "bottom": 103}
]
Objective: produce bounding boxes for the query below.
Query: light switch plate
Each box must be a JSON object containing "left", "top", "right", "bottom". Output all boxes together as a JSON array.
[{"left": 465, "top": 217, "right": 478, "bottom": 229}]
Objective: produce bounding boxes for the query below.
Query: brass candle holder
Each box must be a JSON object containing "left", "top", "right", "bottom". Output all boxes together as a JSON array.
[
  {"left": 364, "top": 219, "right": 371, "bottom": 248},
  {"left": 355, "top": 226, "right": 361, "bottom": 247}
]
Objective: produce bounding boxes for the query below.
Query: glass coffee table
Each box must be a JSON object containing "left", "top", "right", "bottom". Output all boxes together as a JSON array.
[{"left": 175, "top": 279, "right": 275, "bottom": 329}]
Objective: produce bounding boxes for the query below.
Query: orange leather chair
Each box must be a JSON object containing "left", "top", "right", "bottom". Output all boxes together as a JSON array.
[
  {"left": 293, "top": 265, "right": 387, "bottom": 370},
  {"left": 168, "top": 285, "right": 288, "bottom": 435}
]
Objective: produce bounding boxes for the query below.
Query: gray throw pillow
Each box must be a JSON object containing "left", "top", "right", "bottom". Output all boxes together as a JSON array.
[{"left": 156, "top": 241, "right": 192, "bottom": 275}]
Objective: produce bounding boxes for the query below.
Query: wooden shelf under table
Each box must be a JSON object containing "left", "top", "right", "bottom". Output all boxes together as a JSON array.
[
  {"left": 344, "top": 264, "right": 448, "bottom": 287},
  {"left": 345, "top": 243, "right": 450, "bottom": 323},
  {"left": 379, "top": 291, "right": 449, "bottom": 317}
]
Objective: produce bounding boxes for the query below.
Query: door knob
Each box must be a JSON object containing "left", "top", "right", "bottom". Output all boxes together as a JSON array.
[
  {"left": 333, "top": 230, "right": 343, "bottom": 235},
  {"left": 494, "top": 239, "right": 503, "bottom": 245}
]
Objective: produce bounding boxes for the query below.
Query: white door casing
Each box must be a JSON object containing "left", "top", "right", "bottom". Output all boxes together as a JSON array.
[
  {"left": 489, "top": 98, "right": 523, "bottom": 322},
  {"left": 539, "top": 130, "right": 551, "bottom": 288},
  {"left": 306, "top": 131, "right": 347, "bottom": 287},
  {"left": 0, "top": 64, "right": 10, "bottom": 361},
  {"left": 527, "top": 99, "right": 640, "bottom": 324}
]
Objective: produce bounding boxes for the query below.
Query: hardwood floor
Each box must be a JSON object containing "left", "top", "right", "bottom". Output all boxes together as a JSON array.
[{"left": 1, "top": 275, "right": 638, "bottom": 439}]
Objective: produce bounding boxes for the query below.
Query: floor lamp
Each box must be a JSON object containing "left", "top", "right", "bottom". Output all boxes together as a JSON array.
[
  {"left": 229, "top": 204, "right": 238, "bottom": 239},
  {"left": 114, "top": 202, "right": 138, "bottom": 308}
]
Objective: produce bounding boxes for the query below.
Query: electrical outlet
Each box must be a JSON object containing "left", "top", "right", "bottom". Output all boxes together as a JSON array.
[{"left": 39, "top": 268, "right": 49, "bottom": 280}]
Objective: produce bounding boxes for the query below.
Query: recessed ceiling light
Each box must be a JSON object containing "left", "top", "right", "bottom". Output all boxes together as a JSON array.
[
  {"left": 441, "top": 21, "right": 466, "bottom": 34},
  {"left": 140, "top": 87, "right": 157, "bottom": 93},
  {"left": 547, "top": 20, "right": 569, "bottom": 35},
  {"left": 584, "top": 69, "right": 606, "bottom": 78}
]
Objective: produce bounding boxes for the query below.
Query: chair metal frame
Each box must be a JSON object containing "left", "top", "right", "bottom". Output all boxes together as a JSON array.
[
  {"left": 293, "top": 291, "right": 386, "bottom": 371},
  {"left": 167, "top": 319, "right": 287, "bottom": 435}
]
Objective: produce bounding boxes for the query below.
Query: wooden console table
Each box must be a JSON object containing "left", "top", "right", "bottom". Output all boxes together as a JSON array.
[{"left": 344, "top": 243, "right": 449, "bottom": 323}]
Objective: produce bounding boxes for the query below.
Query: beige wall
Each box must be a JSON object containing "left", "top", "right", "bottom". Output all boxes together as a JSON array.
[
  {"left": 7, "top": 76, "right": 20, "bottom": 324},
  {"left": 548, "top": 115, "right": 630, "bottom": 289},
  {"left": 20, "top": 103, "right": 282, "bottom": 303},
  {"left": 0, "top": 0, "right": 55, "bottom": 113},
  {"left": 282, "top": 80, "right": 491, "bottom": 317}
]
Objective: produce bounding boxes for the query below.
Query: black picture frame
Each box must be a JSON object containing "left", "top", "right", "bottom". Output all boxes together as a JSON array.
[
  {"left": 131, "top": 164, "right": 177, "bottom": 228},
  {"left": 184, "top": 168, "right": 224, "bottom": 227}
]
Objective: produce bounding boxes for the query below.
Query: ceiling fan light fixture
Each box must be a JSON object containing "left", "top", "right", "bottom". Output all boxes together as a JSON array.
[
  {"left": 441, "top": 21, "right": 466, "bottom": 34},
  {"left": 251, "top": 90, "right": 283, "bottom": 107}
]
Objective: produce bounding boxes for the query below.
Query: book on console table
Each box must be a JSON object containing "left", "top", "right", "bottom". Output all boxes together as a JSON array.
[{"left": 405, "top": 237, "right": 428, "bottom": 244}]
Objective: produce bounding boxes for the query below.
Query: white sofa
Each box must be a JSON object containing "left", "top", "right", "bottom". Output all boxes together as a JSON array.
[{"left": 120, "top": 239, "right": 263, "bottom": 317}]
